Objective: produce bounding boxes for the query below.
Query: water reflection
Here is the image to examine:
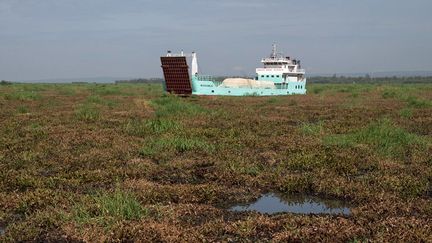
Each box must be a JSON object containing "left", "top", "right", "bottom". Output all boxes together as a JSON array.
[{"left": 229, "top": 193, "right": 351, "bottom": 215}]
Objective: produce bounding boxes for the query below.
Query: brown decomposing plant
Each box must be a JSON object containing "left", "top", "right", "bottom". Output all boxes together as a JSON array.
[{"left": 0, "top": 83, "right": 431, "bottom": 242}]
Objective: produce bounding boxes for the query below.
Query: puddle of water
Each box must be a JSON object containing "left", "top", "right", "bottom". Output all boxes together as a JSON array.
[{"left": 229, "top": 193, "right": 351, "bottom": 215}]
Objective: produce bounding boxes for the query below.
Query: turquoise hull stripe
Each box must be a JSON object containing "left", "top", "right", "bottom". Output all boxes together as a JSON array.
[
  {"left": 190, "top": 76, "right": 306, "bottom": 96},
  {"left": 257, "top": 76, "right": 284, "bottom": 83}
]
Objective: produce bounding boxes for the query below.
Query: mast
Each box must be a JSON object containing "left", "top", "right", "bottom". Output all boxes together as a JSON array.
[
  {"left": 271, "top": 43, "right": 277, "bottom": 58},
  {"left": 191, "top": 51, "right": 199, "bottom": 75}
]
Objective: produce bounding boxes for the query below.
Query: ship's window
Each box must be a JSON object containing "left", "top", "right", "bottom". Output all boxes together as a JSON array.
[
  {"left": 266, "top": 75, "right": 269, "bottom": 78},
  {"left": 212, "top": 90, "right": 214, "bottom": 93},
  {"left": 276, "top": 75, "right": 279, "bottom": 78},
  {"left": 261, "top": 75, "right": 264, "bottom": 77},
  {"left": 228, "top": 90, "right": 231, "bottom": 93},
  {"left": 271, "top": 75, "right": 274, "bottom": 78}
]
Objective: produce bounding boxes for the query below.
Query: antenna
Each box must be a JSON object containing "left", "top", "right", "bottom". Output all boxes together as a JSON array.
[{"left": 271, "top": 43, "right": 277, "bottom": 58}]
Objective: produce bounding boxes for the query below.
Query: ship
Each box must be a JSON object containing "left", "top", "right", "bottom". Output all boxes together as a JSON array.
[{"left": 160, "top": 44, "right": 307, "bottom": 96}]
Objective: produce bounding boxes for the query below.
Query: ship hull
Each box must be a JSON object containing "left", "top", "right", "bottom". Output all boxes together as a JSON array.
[{"left": 191, "top": 77, "right": 307, "bottom": 96}]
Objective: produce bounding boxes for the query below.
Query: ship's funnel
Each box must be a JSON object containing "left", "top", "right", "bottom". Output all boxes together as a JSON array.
[{"left": 191, "top": 52, "right": 199, "bottom": 75}]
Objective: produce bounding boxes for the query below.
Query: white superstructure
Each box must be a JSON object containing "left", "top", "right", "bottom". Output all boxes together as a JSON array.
[{"left": 256, "top": 44, "right": 305, "bottom": 83}]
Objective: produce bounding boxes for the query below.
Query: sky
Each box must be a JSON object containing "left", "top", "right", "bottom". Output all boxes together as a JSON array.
[{"left": 1, "top": 0, "right": 432, "bottom": 81}]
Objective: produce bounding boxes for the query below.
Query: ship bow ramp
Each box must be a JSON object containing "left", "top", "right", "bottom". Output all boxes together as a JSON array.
[{"left": 160, "top": 56, "right": 192, "bottom": 95}]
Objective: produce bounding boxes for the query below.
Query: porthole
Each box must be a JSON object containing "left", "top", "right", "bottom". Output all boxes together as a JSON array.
[{"left": 211, "top": 90, "right": 214, "bottom": 93}]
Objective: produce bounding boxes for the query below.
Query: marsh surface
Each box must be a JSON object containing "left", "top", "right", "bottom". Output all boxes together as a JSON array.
[{"left": 0, "top": 83, "right": 431, "bottom": 242}]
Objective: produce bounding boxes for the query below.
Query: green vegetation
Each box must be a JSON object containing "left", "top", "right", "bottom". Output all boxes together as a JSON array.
[
  {"left": 16, "top": 105, "right": 29, "bottom": 114},
  {"left": 86, "top": 95, "right": 105, "bottom": 104},
  {"left": 86, "top": 95, "right": 117, "bottom": 108},
  {"left": 382, "top": 89, "right": 398, "bottom": 99},
  {"left": 146, "top": 118, "right": 180, "bottom": 133},
  {"left": 56, "top": 85, "right": 77, "bottom": 96},
  {"left": 4, "top": 90, "right": 41, "bottom": 101},
  {"left": 0, "top": 82, "right": 431, "bottom": 242},
  {"left": 310, "top": 75, "right": 432, "bottom": 83},
  {"left": 399, "top": 108, "right": 413, "bottom": 118},
  {"left": 266, "top": 97, "right": 280, "bottom": 104},
  {"left": 381, "top": 88, "right": 432, "bottom": 108},
  {"left": 124, "top": 118, "right": 180, "bottom": 136},
  {"left": 72, "top": 190, "right": 146, "bottom": 226},
  {"left": 405, "top": 95, "right": 432, "bottom": 108},
  {"left": 90, "top": 84, "right": 123, "bottom": 96},
  {"left": 300, "top": 121, "right": 324, "bottom": 136},
  {"left": 311, "top": 86, "right": 326, "bottom": 94},
  {"left": 75, "top": 104, "right": 100, "bottom": 121},
  {"left": 151, "top": 95, "right": 206, "bottom": 117},
  {"left": 324, "top": 119, "right": 426, "bottom": 158}
]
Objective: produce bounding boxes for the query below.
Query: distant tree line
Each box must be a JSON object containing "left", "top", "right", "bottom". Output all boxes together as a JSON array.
[
  {"left": 71, "top": 81, "right": 89, "bottom": 84},
  {"left": 115, "top": 78, "right": 164, "bottom": 84},
  {"left": 1, "top": 80, "right": 13, "bottom": 85},
  {"left": 308, "top": 75, "right": 432, "bottom": 84},
  {"left": 2, "top": 76, "right": 432, "bottom": 85}
]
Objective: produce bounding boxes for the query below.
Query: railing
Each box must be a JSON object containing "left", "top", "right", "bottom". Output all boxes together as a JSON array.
[
  {"left": 256, "top": 68, "right": 284, "bottom": 71},
  {"left": 261, "top": 58, "right": 289, "bottom": 63},
  {"left": 195, "top": 75, "right": 215, "bottom": 81},
  {"left": 195, "top": 75, "right": 223, "bottom": 87},
  {"left": 212, "top": 80, "right": 223, "bottom": 87}
]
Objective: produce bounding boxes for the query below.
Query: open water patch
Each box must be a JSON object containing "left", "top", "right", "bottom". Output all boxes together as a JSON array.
[{"left": 229, "top": 193, "right": 351, "bottom": 215}]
